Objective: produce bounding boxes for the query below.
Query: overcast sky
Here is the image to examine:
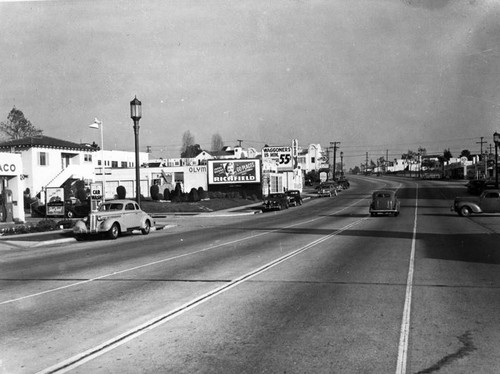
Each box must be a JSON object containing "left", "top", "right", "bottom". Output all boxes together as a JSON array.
[{"left": 1, "top": 0, "right": 500, "bottom": 168}]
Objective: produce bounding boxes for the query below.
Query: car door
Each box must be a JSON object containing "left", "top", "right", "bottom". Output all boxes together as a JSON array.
[
  {"left": 481, "top": 192, "right": 500, "bottom": 213},
  {"left": 123, "top": 202, "right": 139, "bottom": 229}
]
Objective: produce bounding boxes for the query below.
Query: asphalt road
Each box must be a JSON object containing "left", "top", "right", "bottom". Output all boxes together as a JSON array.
[{"left": 1, "top": 175, "right": 499, "bottom": 374}]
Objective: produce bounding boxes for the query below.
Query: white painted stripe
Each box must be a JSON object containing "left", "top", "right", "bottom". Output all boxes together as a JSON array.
[
  {"left": 1, "top": 196, "right": 368, "bottom": 306},
  {"left": 395, "top": 183, "right": 418, "bottom": 374},
  {"left": 36, "top": 217, "right": 368, "bottom": 374}
]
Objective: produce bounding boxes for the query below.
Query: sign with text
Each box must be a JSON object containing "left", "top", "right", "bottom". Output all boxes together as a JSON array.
[
  {"left": 262, "top": 146, "right": 293, "bottom": 171},
  {"left": 207, "top": 159, "right": 261, "bottom": 185},
  {"left": 46, "top": 187, "right": 64, "bottom": 216},
  {"left": 90, "top": 182, "right": 103, "bottom": 200}
]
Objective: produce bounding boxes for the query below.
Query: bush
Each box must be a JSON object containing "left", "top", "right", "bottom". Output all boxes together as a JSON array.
[
  {"left": 116, "top": 185, "right": 126, "bottom": 199},
  {"left": 188, "top": 188, "right": 199, "bottom": 202},
  {"left": 197, "top": 187, "right": 206, "bottom": 200},
  {"left": 163, "top": 188, "right": 171, "bottom": 201},
  {"left": 150, "top": 185, "right": 160, "bottom": 200}
]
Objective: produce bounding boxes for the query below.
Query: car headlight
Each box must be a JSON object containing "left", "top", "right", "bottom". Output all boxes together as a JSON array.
[
  {"left": 96, "top": 216, "right": 104, "bottom": 222},
  {"left": 83, "top": 217, "right": 88, "bottom": 222}
]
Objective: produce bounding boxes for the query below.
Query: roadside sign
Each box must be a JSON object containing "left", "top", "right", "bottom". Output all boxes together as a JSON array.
[
  {"left": 90, "top": 183, "right": 103, "bottom": 200},
  {"left": 46, "top": 187, "right": 65, "bottom": 217},
  {"left": 262, "top": 146, "right": 293, "bottom": 171}
]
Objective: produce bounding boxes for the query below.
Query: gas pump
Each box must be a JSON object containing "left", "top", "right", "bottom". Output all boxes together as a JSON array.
[{"left": 2, "top": 189, "right": 14, "bottom": 222}]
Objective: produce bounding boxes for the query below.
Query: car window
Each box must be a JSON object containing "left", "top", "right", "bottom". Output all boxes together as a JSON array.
[
  {"left": 125, "top": 203, "right": 135, "bottom": 210},
  {"left": 484, "top": 192, "right": 499, "bottom": 198},
  {"left": 100, "top": 203, "right": 123, "bottom": 211}
]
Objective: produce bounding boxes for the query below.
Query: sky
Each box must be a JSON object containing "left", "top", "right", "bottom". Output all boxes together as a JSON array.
[{"left": 1, "top": 0, "right": 500, "bottom": 169}]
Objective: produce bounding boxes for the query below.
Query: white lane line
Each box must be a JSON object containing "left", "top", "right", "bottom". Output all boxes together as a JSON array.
[
  {"left": 395, "top": 183, "right": 418, "bottom": 374},
  {"left": 36, "top": 217, "right": 368, "bottom": 374},
  {"left": 1, "top": 196, "right": 369, "bottom": 306}
]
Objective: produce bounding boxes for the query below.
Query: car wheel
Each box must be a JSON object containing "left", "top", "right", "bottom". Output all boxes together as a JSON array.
[
  {"left": 66, "top": 210, "right": 74, "bottom": 219},
  {"left": 394, "top": 211, "right": 400, "bottom": 217},
  {"left": 459, "top": 206, "right": 472, "bottom": 217},
  {"left": 108, "top": 223, "right": 120, "bottom": 240},
  {"left": 141, "top": 220, "right": 151, "bottom": 235}
]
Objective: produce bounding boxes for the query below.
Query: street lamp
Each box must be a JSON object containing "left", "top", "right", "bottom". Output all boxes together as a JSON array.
[
  {"left": 130, "top": 96, "right": 142, "bottom": 206},
  {"left": 89, "top": 118, "right": 105, "bottom": 203},
  {"left": 494, "top": 132, "right": 500, "bottom": 188}
]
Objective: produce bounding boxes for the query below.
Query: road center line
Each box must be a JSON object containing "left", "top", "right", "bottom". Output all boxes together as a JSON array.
[
  {"left": 36, "top": 216, "right": 368, "bottom": 374},
  {"left": 395, "top": 183, "right": 418, "bottom": 374}
]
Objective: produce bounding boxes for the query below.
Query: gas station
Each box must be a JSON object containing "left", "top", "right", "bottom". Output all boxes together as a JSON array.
[{"left": 0, "top": 153, "right": 25, "bottom": 223}]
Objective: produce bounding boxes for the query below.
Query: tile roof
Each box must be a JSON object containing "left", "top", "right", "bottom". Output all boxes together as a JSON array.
[{"left": 0, "top": 135, "right": 97, "bottom": 151}]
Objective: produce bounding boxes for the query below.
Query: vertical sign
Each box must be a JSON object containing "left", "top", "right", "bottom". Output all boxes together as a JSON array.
[{"left": 46, "top": 187, "right": 65, "bottom": 216}]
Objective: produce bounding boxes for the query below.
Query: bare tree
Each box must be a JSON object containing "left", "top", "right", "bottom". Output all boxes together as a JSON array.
[
  {"left": 211, "top": 133, "right": 224, "bottom": 152},
  {"left": 180, "top": 130, "right": 195, "bottom": 156},
  {"left": 0, "top": 107, "right": 43, "bottom": 140}
]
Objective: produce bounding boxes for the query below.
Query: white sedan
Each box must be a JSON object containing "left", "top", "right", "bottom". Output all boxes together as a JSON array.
[{"left": 73, "top": 199, "right": 155, "bottom": 240}]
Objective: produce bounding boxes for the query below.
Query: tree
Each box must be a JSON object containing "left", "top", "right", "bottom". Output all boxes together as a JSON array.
[
  {"left": 211, "top": 133, "right": 224, "bottom": 152},
  {"left": 180, "top": 130, "right": 195, "bottom": 156},
  {"left": 181, "top": 144, "right": 203, "bottom": 158},
  {"left": 443, "top": 148, "right": 452, "bottom": 162},
  {"left": 460, "top": 149, "right": 471, "bottom": 160},
  {"left": 0, "top": 107, "right": 43, "bottom": 140}
]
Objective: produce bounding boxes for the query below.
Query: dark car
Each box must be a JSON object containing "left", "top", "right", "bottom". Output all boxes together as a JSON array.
[
  {"left": 285, "top": 190, "right": 303, "bottom": 207},
  {"left": 465, "top": 180, "right": 496, "bottom": 195},
  {"left": 262, "top": 193, "right": 289, "bottom": 211},
  {"left": 451, "top": 189, "right": 500, "bottom": 217},
  {"left": 369, "top": 190, "right": 400, "bottom": 216}
]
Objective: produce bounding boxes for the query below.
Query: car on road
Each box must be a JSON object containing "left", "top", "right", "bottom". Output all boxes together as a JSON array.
[
  {"left": 465, "top": 179, "right": 496, "bottom": 195},
  {"left": 369, "top": 190, "right": 400, "bottom": 216},
  {"left": 73, "top": 199, "right": 155, "bottom": 239},
  {"left": 262, "top": 193, "right": 289, "bottom": 211},
  {"left": 285, "top": 190, "right": 303, "bottom": 206},
  {"left": 451, "top": 189, "right": 500, "bottom": 217},
  {"left": 316, "top": 182, "right": 338, "bottom": 198}
]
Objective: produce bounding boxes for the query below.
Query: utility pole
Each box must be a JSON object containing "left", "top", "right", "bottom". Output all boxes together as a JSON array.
[
  {"left": 330, "top": 141, "right": 341, "bottom": 179},
  {"left": 365, "top": 152, "right": 369, "bottom": 175},
  {"left": 236, "top": 139, "right": 243, "bottom": 147},
  {"left": 476, "top": 137, "right": 487, "bottom": 179}
]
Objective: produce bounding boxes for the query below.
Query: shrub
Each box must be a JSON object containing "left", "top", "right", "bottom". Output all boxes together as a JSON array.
[
  {"left": 150, "top": 185, "right": 160, "bottom": 200},
  {"left": 188, "top": 188, "right": 199, "bottom": 202},
  {"left": 116, "top": 185, "right": 126, "bottom": 199},
  {"left": 197, "top": 187, "right": 206, "bottom": 200},
  {"left": 163, "top": 188, "right": 171, "bottom": 201}
]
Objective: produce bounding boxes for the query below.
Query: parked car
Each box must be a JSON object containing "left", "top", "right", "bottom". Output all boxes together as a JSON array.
[
  {"left": 465, "top": 180, "right": 496, "bottom": 195},
  {"left": 316, "top": 182, "right": 338, "bottom": 197},
  {"left": 285, "top": 190, "right": 303, "bottom": 206},
  {"left": 262, "top": 193, "right": 289, "bottom": 211},
  {"left": 369, "top": 190, "right": 400, "bottom": 216},
  {"left": 451, "top": 189, "right": 500, "bottom": 217},
  {"left": 317, "top": 186, "right": 332, "bottom": 197},
  {"left": 73, "top": 199, "right": 155, "bottom": 239}
]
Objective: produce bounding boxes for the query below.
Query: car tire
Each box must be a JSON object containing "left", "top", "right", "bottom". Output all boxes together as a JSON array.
[
  {"left": 108, "top": 223, "right": 120, "bottom": 240},
  {"left": 141, "top": 220, "right": 151, "bottom": 235},
  {"left": 459, "top": 206, "right": 472, "bottom": 217}
]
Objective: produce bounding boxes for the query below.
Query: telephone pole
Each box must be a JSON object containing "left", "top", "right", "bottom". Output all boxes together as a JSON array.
[
  {"left": 330, "top": 141, "right": 341, "bottom": 179},
  {"left": 477, "top": 137, "right": 487, "bottom": 179}
]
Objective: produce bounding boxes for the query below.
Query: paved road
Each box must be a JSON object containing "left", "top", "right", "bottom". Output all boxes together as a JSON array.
[{"left": 1, "top": 176, "right": 499, "bottom": 373}]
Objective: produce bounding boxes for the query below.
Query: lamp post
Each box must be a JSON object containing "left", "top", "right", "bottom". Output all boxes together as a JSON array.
[
  {"left": 130, "top": 96, "right": 142, "bottom": 206},
  {"left": 89, "top": 118, "right": 105, "bottom": 203},
  {"left": 494, "top": 132, "right": 500, "bottom": 189}
]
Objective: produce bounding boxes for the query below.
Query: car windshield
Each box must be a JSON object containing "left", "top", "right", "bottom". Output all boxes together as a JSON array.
[
  {"left": 375, "top": 192, "right": 392, "bottom": 198},
  {"left": 99, "top": 203, "right": 124, "bottom": 211}
]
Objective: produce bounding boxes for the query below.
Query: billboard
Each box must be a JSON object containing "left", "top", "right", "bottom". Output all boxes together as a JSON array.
[
  {"left": 208, "top": 159, "right": 261, "bottom": 185},
  {"left": 262, "top": 146, "right": 293, "bottom": 171}
]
